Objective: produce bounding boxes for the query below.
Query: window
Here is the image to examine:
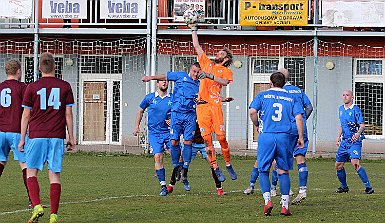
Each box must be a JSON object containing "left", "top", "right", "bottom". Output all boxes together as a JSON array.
[
  {"left": 251, "top": 57, "right": 306, "bottom": 90},
  {"left": 24, "top": 57, "right": 63, "bottom": 84},
  {"left": 173, "top": 56, "right": 197, "bottom": 73},
  {"left": 80, "top": 56, "right": 122, "bottom": 74},
  {"left": 252, "top": 58, "right": 279, "bottom": 74},
  {"left": 356, "top": 60, "right": 382, "bottom": 75},
  {"left": 354, "top": 59, "right": 385, "bottom": 137}
]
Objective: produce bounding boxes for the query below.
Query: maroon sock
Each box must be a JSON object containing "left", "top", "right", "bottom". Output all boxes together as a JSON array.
[
  {"left": 0, "top": 163, "right": 4, "bottom": 176},
  {"left": 50, "top": 183, "right": 61, "bottom": 214},
  {"left": 22, "top": 169, "right": 31, "bottom": 202},
  {"left": 27, "top": 177, "right": 41, "bottom": 206}
]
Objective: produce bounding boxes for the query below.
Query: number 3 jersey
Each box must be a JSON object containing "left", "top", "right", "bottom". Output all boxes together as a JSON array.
[
  {"left": 0, "top": 80, "right": 27, "bottom": 133},
  {"left": 22, "top": 77, "right": 74, "bottom": 139},
  {"left": 249, "top": 88, "right": 303, "bottom": 133}
]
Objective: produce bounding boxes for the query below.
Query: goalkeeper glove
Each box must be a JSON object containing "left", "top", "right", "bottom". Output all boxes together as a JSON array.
[
  {"left": 188, "top": 23, "right": 198, "bottom": 31},
  {"left": 198, "top": 72, "right": 214, "bottom": 80}
]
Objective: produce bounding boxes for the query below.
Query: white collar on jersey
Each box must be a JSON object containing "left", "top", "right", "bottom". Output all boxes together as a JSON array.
[
  {"left": 285, "top": 82, "right": 292, "bottom": 86},
  {"left": 155, "top": 91, "right": 171, "bottom": 99},
  {"left": 343, "top": 103, "right": 355, "bottom": 110},
  {"left": 267, "top": 87, "right": 288, "bottom": 93}
]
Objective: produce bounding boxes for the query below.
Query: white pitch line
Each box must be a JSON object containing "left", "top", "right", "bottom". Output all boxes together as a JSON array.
[
  {"left": 0, "top": 190, "right": 240, "bottom": 216},
  {"left": 0, "top": 188, "right": 380, "bottom": 216}
]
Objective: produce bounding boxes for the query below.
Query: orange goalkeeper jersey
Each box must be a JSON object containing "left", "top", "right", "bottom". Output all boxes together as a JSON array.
[{"left": 198, "top": 53, "right": 233, "bottom": 106}]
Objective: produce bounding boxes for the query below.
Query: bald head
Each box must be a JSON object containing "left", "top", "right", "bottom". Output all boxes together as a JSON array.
[
  {"left": 342, "top": 90, "right": 354, "bottom": 105},
  {"left": 277, "top": 68, "right": 289, "bottom": 82}
]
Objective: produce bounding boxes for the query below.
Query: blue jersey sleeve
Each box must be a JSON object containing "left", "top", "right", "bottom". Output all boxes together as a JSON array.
[
  {"left": 139, "top": 94, "right": 151, "bottom": 110},
  {"left": 302, "top": 92, "right": 312, "bottom": 107},
  {"left": 293, "top": 98, "right": 304, "bottom": 117},
  {"left": 249, "top": 93, "right": 262, "bottom": 111},
  {"left": 354, "top": 106, "right": 365, "bottom": 124},
  {"left": 167, "top": 72, "right": 185, "bottom": 82}
]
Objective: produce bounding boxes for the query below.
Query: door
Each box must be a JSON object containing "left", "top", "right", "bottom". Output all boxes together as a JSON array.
[
  {"left": 83, "top": 81, "right": 107, "bottom": 142},
  {"left": 79, "top": 79, "right": 122, "bottom": 145}
]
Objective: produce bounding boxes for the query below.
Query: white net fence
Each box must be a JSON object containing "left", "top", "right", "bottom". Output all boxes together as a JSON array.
[{"left": 0, "top": 37, "right": 384, "bottom": 154}]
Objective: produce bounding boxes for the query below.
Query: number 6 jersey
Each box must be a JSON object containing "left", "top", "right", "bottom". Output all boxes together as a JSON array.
[
  {"left": 22, "top": 76, "right": 74, "bottom": 139},
  {"left": 0, "top": 80, "right": 27, "bottom": 133},
  {"left": 249, "top": 88, "right": 303, "bottom": 133}
]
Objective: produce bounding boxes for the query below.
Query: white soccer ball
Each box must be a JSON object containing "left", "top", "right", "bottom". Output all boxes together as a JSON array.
[{"left": 183, "top": 9, "right": 199, "bottom": 25}]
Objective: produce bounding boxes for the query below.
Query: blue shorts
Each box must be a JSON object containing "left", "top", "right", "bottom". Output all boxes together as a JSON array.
[
  {"left": 26, "top": 138, "right": 65, "bottom": 173},
  {"left": 191, "top": 143, "right": 207, "bottom": 159},
  {"left": 257, "top": 133, "right": 294, "bottom": 172},
  {"left": 0, "top": 132, "right": 27, "bottom": 163},
  {"left": 149, "top": 132, "right": 171, "bottom": 155},
  {"left": 170, "top": 112, "right": 196, "bottom": 141},
  {"left": 292, "top": 134, "right": 309, "bottom": 157},
  {"left": 336, "top": 140, "right": 362, "bottom": 162}
]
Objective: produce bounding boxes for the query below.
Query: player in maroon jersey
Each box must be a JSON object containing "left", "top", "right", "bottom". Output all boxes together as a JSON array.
[
  {"left": 0, "top": 60, "right": 32, "bottom": 204},
  {"left": 18, "top": 52, "right": 75, "bottom": 223}
]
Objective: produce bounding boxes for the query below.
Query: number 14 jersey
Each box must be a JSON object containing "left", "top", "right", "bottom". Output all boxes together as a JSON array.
[
  {"left": 249, "top": 88, "right": 303, "bottom": 133},
  {"left": 22, "top": 76, "right": 74, "bottom": 139}
]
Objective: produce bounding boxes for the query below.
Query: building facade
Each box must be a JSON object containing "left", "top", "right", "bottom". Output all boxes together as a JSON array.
[{"left": 0, "top": 0, "right": 384, "bottom": 154}]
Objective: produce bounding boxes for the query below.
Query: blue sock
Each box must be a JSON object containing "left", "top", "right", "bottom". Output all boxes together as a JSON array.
[
  {"left": 258, "top": 171, "right": 270, "bottom": 194},
  {"left": 337, "top": 168, "right": 348, "bottom": 188},
  {"left": 298, "top": 163, "right": 308, "bottom": 189},
  {"left": 182, "top": 144, "right": 192, "bottom": 169},
  {"left": 170, "top": 144, "right": 181, "bottom": 168},
  {"left": 250, "top": 167, "right": 259, "bottom": 186},
  {"left": 156, "top": 168, "right": 166, "bottom": 185},
  {"left": 271, "top": 168, "right": 278, "bottom": 186},
  {"left": 357, "top": 166, "right": 372, "bottom": 188},
  {"left": 278, "top": 172, "right": 290, "bottom": 195}
]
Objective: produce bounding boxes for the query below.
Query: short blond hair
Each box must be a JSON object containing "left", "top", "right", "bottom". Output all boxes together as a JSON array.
[
  {"left": 39, "top": 52, "right": 55, "bottom": 73},
  {"left": 5, "top": 60, "right": 21, "bottom": 76}
]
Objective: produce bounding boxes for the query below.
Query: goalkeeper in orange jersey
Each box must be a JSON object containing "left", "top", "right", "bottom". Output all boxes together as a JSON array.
[{"left": 190, "top": 27, "right": 237, "bottom": 182}]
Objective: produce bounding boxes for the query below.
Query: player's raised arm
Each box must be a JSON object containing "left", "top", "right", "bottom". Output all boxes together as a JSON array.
[
  {"left": 295, "top": 114, "right": 305, "bottom": 148},
  {"left": 18, "top": 108, "right": 31, "bottom": 152},
  {"left": 133, "top": 108, "right": 145, "bottom": 136},
  {"left": 192, "top": 30, "right": 203, "bottom": 58},
  {"left": 65, "top": 106, "right": 75, "bottom": 151},
  {"left": 142, "top": 75, "right": 166, "bottom": 82}
]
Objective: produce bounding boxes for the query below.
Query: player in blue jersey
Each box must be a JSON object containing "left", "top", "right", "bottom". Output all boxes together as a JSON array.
[
  {"left": 142, "top": 62, "right": 201, "bottom": 192},
  {"left": 335, "top": 90, "right": 374, "bottom": 194},
  {"left": 249, "top": 72, "right": 304, "bottom": 216},
  {"left": 133, "top": 80, "right": 172, "bottom": 196},
  {"left": 279, "top": 68, "right": 313, "bottom": 204}
]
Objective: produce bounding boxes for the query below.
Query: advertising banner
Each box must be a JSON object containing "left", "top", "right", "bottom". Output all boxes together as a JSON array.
[
  {"left": 321, "top": 0, "right": 385, "bottom": 27},
  {"left": 240, "top": 0, "right": 308, "bottom": 26},
  {"left": 100, "top": 0, "right": 146, "bottom": 19},
  {"left": 42, "top": 0, "right": 88, "bottom": 19}
]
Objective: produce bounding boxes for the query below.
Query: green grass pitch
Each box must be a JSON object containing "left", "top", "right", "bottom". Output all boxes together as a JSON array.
[{"left": 1, "top": 152, "right": 384, "bottom": 222}]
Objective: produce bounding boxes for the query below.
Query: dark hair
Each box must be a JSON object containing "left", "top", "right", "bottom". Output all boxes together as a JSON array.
[
  {"left": 192, "top": 62, "right": 200, "bottom": 68},
  {"left": 39, "top": 52, "right": 55, "bottom": 73},
  {"left": 270, "top": 72, "right": 285, "bottom": 88},
  {"left": 222, "top": 48, "right": 233, "bottom": 67},
  {"left": 5, "top": 60, "right": 21, "bottom": 76}
]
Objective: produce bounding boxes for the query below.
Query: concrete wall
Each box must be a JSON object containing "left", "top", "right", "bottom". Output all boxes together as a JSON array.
[
  {"left": 226, "top": 56, "right": 249, "bottom": 148},
  {"left": 121, "top": 54, "right": 147, "bottom": 144}
]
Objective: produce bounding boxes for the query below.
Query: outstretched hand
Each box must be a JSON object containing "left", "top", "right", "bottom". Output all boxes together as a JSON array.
[
  {"left": 188, "top": 23, "right": 198, "bottom": 31},
  {"left": 141, "top": 76, "right": 151, "bottom": 82}
]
